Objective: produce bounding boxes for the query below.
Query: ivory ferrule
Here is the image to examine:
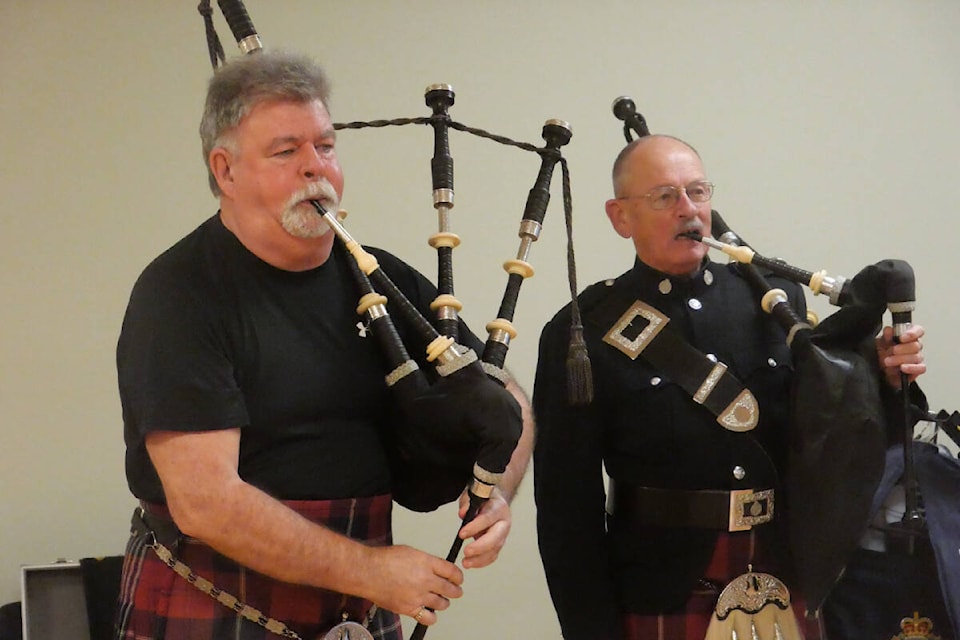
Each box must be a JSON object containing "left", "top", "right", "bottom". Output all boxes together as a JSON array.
[
  {"left": 701, "top": 236, "right": 755, "bottom": 264},
  {"left": 726, "top": 244, "right": 756, "bottom": 264},
  {"left": 486, "top": 318, "right": 518, "bottom": 342},
  {"left": 760, "top": 288, "right": 788, "bottom": 314},
  {"left": 808, "top": 270, "right": 836, "bottom": 296},
  {"left": 430, "top": 294, "right": 463, "bottom": 312},
  {"left": 472, "top": 464, "right": 501, "bottom": 486},
  {"left": 356, "top": 293, "right": 388, "bottom": 318},
  {"left": 808, "top": 270, "right": 826, "bottom": 295},
  {"left": 785, "top": 322, "right": 810, "bottom": 347},
  {"left": 425, "top": 335, "right": 457, "bottom": 362},
  {"left": 502, "top": 259, "right": 534, "bottom": 279},
  {"left": 346, "top": 240, "right": 379, "bottom": 275},
  {"left": 428, "top": 231, "right": 461, "bottom": 249},
  {"left": 471, "top": 464, "right": 502, "bottom": 498}
]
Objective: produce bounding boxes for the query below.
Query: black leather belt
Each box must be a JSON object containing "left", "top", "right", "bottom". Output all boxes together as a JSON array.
[
  {"left": 607, "top": 481, "right": 774, "bottom": 532},
  {"left": 132, "top": 501, "right": 183, "bottom": 550}
]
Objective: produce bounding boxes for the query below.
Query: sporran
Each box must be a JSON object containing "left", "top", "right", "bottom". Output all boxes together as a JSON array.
[
  {"left": 323, "top": 620, "right": 376, "bottom": 640},
  {"left": 704, "top": 567, "right": 803, "bottom": 640}
]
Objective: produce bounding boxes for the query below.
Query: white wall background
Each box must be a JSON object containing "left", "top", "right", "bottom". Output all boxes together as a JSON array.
[{"left": 1, "top": 1, "right": 957, "bottom": 637}]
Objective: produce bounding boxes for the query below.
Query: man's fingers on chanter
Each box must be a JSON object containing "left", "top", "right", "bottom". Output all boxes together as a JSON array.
[{"left": 434, "top": 561, "right": 463, "bottom": 585}]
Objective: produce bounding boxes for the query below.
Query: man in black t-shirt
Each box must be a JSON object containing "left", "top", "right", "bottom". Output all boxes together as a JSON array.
[{"left": 114, "top": 50, "right": 533, "bottom": 640}]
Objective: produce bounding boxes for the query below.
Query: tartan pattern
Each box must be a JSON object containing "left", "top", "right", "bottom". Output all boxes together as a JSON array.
[
  {"left": 115, "top": 494, "right": 402, "bottom": 640},
  {"left": 621, "top": 530, "right": 824, "bottom": 640}
]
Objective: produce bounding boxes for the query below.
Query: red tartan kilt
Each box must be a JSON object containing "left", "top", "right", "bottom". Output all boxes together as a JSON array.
[
  {"left": 116, "top": 494, "right": 397, "bottom": 640},
  {"left": 620, "top": 530, "right": 824, "bottom": 640}
]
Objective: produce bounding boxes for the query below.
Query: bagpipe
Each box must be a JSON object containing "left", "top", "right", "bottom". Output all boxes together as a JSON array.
[
  {"left": 200, "top": 2, "right": 586, "bottom": 638},
  {"left": 614, "top": 98, "right": 960, "bottom": 637}
]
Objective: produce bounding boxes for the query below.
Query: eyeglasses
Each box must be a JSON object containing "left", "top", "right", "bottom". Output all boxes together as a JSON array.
[{"left": 619, "top": 180, "right": 714, "bottom": 210}]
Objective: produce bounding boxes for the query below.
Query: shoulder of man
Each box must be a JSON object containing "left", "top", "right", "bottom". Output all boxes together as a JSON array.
[
  {"left": 541, "top": 275, "right": 615, "bottom": 329},
  {"left": 130, "top": 214, "right": 222, "bottom": 295}
]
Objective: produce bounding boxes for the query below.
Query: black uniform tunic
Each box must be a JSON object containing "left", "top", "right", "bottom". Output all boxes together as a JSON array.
[{"left": 533, "top": 257, "right": 805, "bottom": 639}]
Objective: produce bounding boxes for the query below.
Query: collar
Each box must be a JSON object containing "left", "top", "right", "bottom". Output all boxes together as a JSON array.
[{"left": 626, "top": 256, "right": 717, "bottom": 299}]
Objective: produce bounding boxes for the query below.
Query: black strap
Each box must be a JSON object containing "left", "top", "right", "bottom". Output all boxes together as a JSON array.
[
  {"left": 197, "top": 0, "right": 226, "bottom": 71},
  {"left": 132, "top": 503, "right": 182, "bottom": 551},
  {"left": 599, "top": 298, "right": 758, "bottom": 432}
]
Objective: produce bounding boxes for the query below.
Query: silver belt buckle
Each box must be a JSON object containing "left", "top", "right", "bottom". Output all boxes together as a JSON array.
[{"left": 728, "top": 488, "right": 774, "bottom": 532}]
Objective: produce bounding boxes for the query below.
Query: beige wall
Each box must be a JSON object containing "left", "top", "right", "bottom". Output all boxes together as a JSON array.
[{"left": 2, "top": 1, "right": 958, "bottom": 636}]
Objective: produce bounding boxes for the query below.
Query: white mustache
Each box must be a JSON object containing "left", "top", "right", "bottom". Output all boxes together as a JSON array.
[{"left": 287, "top": 180, "right": 339, "bottom": 211}]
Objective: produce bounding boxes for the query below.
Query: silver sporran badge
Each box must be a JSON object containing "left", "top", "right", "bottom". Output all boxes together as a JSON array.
[{"left": 322, "top": 621, "right": 375, "bottom": 640}]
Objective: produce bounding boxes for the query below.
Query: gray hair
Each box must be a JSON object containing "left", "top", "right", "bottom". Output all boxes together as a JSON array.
[{"left": 199, "top": 50, "right": 333, "bottom": 196}]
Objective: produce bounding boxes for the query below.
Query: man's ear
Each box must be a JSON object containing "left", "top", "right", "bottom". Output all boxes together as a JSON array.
[
  {"left": 209, "top": 147, "right": 235, "bottom": 197},
  {"left": 605, "top": 199, "right": 632, "bottom": 239}
]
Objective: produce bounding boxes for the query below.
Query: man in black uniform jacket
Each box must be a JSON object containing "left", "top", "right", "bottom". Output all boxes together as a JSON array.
[{"left": 533, "top": 134, "right": 925, "bottom": 639}]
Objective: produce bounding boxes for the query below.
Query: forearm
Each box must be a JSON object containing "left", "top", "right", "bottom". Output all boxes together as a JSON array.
[
  {"left": 164, "top": 465, "right": 465, "bottom": 621},
  {"left": 147, "top": 429, "right": 385, "bottom": 600},
  {"left": 496, "top": 377, "right": 534, "bottom": 502},
  {"left": 168, "top": 474, "right": 387, "bottom": 599}
]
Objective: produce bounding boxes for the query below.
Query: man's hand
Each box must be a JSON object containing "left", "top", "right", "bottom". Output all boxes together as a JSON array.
[
  {"left": 876, "top": 324, "right": 926, "bottom": 389},
  {"left": 362, "top": 545, "right": 463, "bottom": 627},
  {"left": 457, "top": 488, "right": 511, "bottom": 569}
]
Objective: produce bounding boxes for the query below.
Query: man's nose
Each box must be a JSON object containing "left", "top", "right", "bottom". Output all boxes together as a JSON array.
[
  {"left": 676, "top": 190, "right": 699, "bottom": 215},
  {"left": 302, "top": 146, "right": 325, "bottom": 179}
]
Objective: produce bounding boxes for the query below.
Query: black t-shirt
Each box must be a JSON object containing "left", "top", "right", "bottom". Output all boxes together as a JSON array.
[{"left": 118, "top": 214, "right": 474, "bottom": 504}]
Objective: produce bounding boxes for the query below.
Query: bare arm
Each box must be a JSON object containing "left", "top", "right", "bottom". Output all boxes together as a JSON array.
[
  {"left": 492, "top": 377, "right": 535, "bottom": 502},
  {"left": 146, "top": 428, "right": 463, "bottom": 625}
]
